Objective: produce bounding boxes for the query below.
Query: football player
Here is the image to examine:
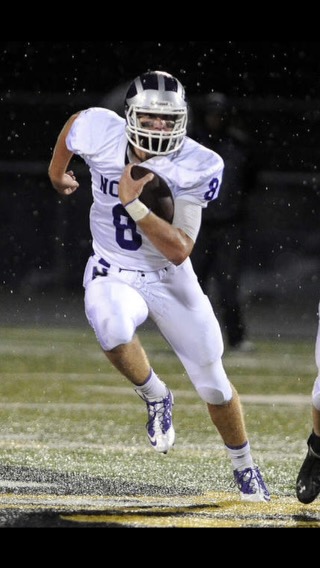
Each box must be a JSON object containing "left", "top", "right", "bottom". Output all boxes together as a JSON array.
[{"left": 48, "top": 70, "right": 270, "bottom": 502}]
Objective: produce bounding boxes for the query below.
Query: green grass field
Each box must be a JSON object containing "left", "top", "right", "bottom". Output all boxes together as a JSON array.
[{"left": 0, "top": 325, "right": 319, "bottom": 527}]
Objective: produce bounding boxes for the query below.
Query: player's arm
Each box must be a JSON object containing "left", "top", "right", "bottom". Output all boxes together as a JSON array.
[
  {"left": 118, "top": 164, "right": 200, "bottom": 265},
  {"left": 48, "top": 113, "right": 81, "bottom": 195},
  {"left": 139, "top": 199, "right": 200, "bottom": 265}
]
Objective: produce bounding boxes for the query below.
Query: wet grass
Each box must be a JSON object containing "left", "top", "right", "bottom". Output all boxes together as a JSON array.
[{"left": 0, "top": 325, "right": 317, "bottom": 526}]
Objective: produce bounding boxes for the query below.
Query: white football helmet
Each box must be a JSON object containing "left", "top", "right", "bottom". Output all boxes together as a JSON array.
[{"left": 124, "top": 71, "right": 188, "bottom": 156}]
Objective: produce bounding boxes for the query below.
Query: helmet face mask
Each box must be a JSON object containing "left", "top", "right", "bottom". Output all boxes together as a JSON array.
[{"left": 124, "top": 71, "right": 188, "bottom": 156}]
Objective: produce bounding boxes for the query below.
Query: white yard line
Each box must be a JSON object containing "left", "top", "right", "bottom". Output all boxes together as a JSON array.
[{"left": 0, "top": 393, "right": 311, "bottom": 409}]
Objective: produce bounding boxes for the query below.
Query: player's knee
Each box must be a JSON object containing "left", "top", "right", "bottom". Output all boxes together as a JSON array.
[
  {"left": 312, "top": 376, "right": 320, "bottom": 411},
  {"left": 94, "top": 318, "right": 135, "bottom": 351},
  {"left": 191, "top": 358, "right": 232, "bottom": 404},
  {"left": 196, "top": 384, "right": 232, "bottom": 405}
]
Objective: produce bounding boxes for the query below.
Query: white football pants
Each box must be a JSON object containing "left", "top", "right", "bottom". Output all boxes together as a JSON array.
[{"left": 83, "top": 255, "right": 233, "bottom": 405}]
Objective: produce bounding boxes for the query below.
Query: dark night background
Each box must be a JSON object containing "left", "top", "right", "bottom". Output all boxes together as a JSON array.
[{"left": 1, "top": 40, "right": 320, "bottom": 335}]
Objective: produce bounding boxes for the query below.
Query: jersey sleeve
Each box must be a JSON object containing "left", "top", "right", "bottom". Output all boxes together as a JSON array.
[
  {"left": 144, "top": 138, "right": 224, "bottom": 207},
  {"left": 66, "top": 107, "right": 123, "bottom": 158}
]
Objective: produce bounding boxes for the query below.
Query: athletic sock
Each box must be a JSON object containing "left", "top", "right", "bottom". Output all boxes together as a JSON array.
[
  {"left": 135, "top": 368, "right": 168, "bottom": 400},
  {"left": 225, "top": 441, "right": 254, "bottom": 470}
]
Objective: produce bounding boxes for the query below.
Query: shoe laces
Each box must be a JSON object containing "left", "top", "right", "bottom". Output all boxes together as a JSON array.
[
  {"left": 234, "top": 466, "right": 268, "bottom": 495},
  {"left": 146, "top": 394, "right": 172, "bottom": 433}
]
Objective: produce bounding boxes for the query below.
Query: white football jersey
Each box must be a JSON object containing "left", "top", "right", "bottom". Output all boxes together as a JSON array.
[{"left": 66, "top": 107, "right": 224, "bottom": 271}]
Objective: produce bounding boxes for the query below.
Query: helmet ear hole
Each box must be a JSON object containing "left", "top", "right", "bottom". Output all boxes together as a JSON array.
[{"left": 124, "top": 71, "right": 188, "bottom": 156}]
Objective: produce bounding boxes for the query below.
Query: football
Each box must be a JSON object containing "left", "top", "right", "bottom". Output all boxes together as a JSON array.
[{"left": 131, "top": 165, "right": 174, "bottom": 223}]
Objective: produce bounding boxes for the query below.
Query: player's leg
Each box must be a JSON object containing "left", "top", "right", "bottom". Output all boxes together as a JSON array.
[
  {"left": 83, "top": 259, "right": 174, "bottom": 453},
  {"left": 83, "top": 256, "right": 152, "bottom": 383},
  {"left": 313, "top": 304, "right": 320, "bottom": 434},
  {"left": 106, "top": 334, "right": 150, "bottom": 385},
  {"left": 206, "top": 384, "right": 247, "bottom": 447},
  {"left": 105, "top": 334, "right": 175, "bottom": 455},
  {"left": 296, "top": 380, "right": 320, "bottom": 504},
  {"left": 313, "top": 405, "right": 320, "bottom": 436},
  {"left": 150, "top": 258, "right": 243, "bottom": 442},
  {"left": 296, "top": 303, "right": 320, "bottom": 503},
  {"left": 149, "top": 258, "right": 270, "bottom": 500}
]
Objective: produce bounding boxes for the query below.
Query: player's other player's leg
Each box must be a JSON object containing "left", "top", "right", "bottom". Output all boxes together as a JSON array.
[
  {"left": 296, "top": 429, "right": 320, "bottom": 504},
  {"left": 296, "top": 341, "right": 320, "bottom": 504},
  {"left": 296, "top": 404, "right": 320, "bottom": 504}
]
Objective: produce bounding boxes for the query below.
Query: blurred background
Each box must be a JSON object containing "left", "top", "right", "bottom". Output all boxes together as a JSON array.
[{"left": 0, "top": 40, "right": 319, "bottom": 338}]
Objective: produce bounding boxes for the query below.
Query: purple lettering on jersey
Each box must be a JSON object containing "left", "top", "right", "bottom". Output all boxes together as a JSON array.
[
  {"left": 204, "top": 177, "right": 220, "bottom": 201},
  {"left": 100, "top": 175, "right": 108, "bottom": 194}
]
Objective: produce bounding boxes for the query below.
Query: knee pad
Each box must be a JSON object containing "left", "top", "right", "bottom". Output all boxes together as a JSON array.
[
  {"left": 96, "top": 317, "right": 135, "bottom": 351},
  {"left": 196, "top": 384, "right": 232, "bottom": 405},
  {"left": 193, "top": 359, "right": 233, "bottom": 405},
  {"left": 312, "top": 376, "right": 320, "bottom": 411}
]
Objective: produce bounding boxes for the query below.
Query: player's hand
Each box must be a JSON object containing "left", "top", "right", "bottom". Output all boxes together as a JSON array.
[
  {"left": 118, "top": 163, "right": 154, "bottom": 205},
  {"left": 52, "top": 170, "right": 79, "bottom": 195}
]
